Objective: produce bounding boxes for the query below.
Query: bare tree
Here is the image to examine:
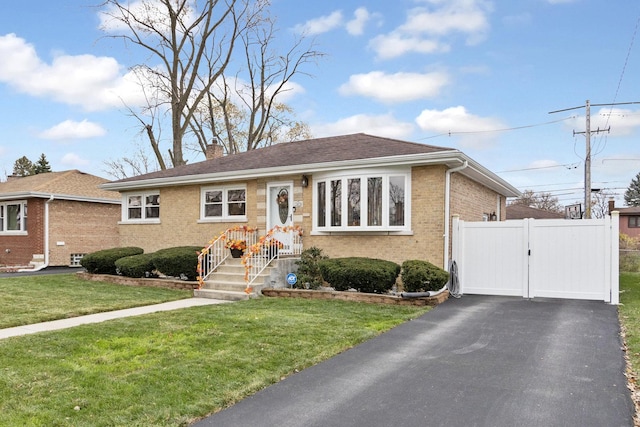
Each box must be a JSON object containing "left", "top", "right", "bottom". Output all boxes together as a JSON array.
[
  {"left": 188, "top": 11, "right": 317, "bottom": 155},
  {"left": 590, "top": 189, "right": 616, "bottom": 219},
  {"left": 100, "top": 0, "right": 319, "bottom": 172},
  {"left": 509, "top": 189, "right": 563, "bottom": 213},
  {"left": 103, "top": 143, "right": 163, "bottom": 179}
]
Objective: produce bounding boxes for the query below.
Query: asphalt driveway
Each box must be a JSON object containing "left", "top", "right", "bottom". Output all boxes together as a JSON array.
[{"left": 193, "top": 295, "right": 634, "bottom": 427}]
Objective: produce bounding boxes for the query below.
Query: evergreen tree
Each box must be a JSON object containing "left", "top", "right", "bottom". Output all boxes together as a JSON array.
[
  {"left": 32, "top": 153, "right": 52, "bottom": 174},
  {"left": 624, "top": 172, "right": 640, "bottom": 206},
  {"left": 12, "top": 156, "right": 34, "bottom": 176}
]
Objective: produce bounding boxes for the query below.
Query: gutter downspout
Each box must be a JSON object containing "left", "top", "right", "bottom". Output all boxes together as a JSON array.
[
  {"left": 19, "top": 195, "right": 53, "bottom": 272},
  {"left": 443, "top": 161, "right": 468, "bottom": 271}
]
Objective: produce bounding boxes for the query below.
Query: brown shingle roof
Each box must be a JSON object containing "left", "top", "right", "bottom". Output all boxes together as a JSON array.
[
  {"left": 506, "top": 205, "right": 565, "bottom": 219},
  {"left": 616, "top": 206, "right": 640, "bottom": 215},
  {"left": 0, "top": 170, "right": 119, "bottom": 202},
  {"left": 113, "top": 133, "right": 453, "bottom": 184}
]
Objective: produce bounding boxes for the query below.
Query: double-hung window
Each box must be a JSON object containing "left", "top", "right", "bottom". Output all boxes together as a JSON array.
[
  {"left": 123, "top": 192, "right": 160, "bottom": 222},
  {"left": 314, "top": 169, "right": 410, "bottom": 232},
  {"left": 629, "top": 216, "right": 640, "bottom": 228},
  {"left": 0, "top": 201, "right": 27, "bottom": 233},
  {"left": 201, "top": 185, "right": 247, "bottom": 221}
]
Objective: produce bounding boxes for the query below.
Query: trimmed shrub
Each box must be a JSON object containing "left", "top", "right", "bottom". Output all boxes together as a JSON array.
[
  {"left": 318, "top": 257, "right": 400, "bottom": 293},
  {"left": 115, "top": 253, "right": 156, "bottom": 278},
  {"left": 151, "top": 246, "right": 201, "bottom": 280},
  {"left": 294, "top": 247, "right": 328, "bottom": 289},
  {"left": 401, "top": 260, "right": 449, "bottom": 292},
  {"left": 80, "top": 247, "right": 144, "bottom": 274}
]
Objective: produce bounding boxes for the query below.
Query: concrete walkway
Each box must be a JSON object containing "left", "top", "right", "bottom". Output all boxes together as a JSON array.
[{"left": 0, "top": 298, "right": 229, "bottom": 340}]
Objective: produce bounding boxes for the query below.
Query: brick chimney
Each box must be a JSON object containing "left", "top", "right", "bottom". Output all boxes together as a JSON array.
[
  {"left": 205, "top": 142, "right": 224, "bottom": 160},
  {"left": 608, "top": 198, "right": 615, "bottom": 215}
]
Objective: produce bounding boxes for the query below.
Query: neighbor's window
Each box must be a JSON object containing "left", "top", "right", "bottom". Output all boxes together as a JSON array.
[
  {"left": 0, "top": 201, "right": 27, "bottom": 233},
  {"left": 201, "top": 186, "right": 246, "bottom": 220},
  {"left": 314, "top": 171, "right": 410, "bottom": 232},
  {"left": 629, "top": 216, "right": 640, "bottom": 228},
  {"left": 124, "top": 192, "right": 160, "bottom": 221}
]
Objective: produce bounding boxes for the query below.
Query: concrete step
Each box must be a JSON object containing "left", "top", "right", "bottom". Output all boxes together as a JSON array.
[
  {"left": 202, "top": 280, "right": 248, "bottom": 292},
  {"left": 211, "top": 272, "right": 246, "bottom": 284},
  {"left": 194, "top": 288, "right": 254, "bottom": 301}
]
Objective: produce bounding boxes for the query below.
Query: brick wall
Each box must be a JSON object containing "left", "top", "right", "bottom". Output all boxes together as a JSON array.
[
  {"left": 0, "top": 198, "right": 45, "bottom": 266},
  {"left": 450, "top": 173, "right": 505, "bottom": 222},
  {"left": 48, "top": 200, "right": 120, "bottom": 266},
  {"left": 116, "top": 168, "right": 505, "bottom": 270},
  {"left": 620, "top": 215, "right": 640, "bottom": 239},
  {"left": 119, "top": 181, "right": 261, "bottom": 252}
]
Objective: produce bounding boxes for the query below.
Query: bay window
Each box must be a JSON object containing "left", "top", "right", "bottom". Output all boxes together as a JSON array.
[{"left": 314, "top": 170, "right": 410, "bottom": 232}]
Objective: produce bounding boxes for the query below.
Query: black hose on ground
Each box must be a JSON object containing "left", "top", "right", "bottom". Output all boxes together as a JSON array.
[{"left": 400, "top": 260, "right": 461, "bottom": 299}]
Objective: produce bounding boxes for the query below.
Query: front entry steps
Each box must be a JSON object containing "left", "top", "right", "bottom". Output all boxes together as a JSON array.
[{"left": 194, "top": 257, "right": 274, "bottom": 301}]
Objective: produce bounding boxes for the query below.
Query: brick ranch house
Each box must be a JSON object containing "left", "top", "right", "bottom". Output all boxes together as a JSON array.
[
  {"left": 101, "top": 133, "right": 520, "bottom": 272},
  {"left": 615, "top": 206, "right": 640, "bottom": 240},
  {"left": 0, "top": 170, "right": 120, "bottom": 269}
]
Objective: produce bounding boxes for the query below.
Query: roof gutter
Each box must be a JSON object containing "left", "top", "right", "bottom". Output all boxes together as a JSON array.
[{"left": 443, "top": 160, "right": 468, "bottom": 271}]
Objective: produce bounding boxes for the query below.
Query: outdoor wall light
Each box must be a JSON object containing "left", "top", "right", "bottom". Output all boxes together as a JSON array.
[{"left": 301, "top": 175, "right": 309, "bottom": 188}]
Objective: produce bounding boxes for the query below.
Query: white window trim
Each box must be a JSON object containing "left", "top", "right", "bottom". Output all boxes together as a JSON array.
[
  {"left": 312, "top": 168, "right": 412, "bottom": 234},
  {"left": 0, "top": 200, "right": 28, "bottom": 235},
  {"left": 120, "top": 191, "right": 160, "bottom": 224},
  {"left": 199, "top": 185, "right": 248, "bottom": 223}
]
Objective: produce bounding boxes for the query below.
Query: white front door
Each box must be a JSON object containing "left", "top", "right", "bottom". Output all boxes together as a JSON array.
[{"left": 267, "top": 182, "right": 294, "bottom": 254}]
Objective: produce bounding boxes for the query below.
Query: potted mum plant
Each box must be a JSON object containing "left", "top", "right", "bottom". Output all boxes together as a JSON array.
[{"left": 226, "top": 239, "right": 247, "bottom": 258}]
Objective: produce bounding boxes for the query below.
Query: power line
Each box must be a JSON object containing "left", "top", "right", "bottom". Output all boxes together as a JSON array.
[
  {"left": 498, "top": 162, "right": 580, "bottom": 173},
  {"left": 418, "top": 116, "right": 574, "bottom": 140}
]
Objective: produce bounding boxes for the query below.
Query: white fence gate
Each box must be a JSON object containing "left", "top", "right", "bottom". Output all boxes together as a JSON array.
[{"left": 451, "top": 212, "right": 620, "bottom": 304}]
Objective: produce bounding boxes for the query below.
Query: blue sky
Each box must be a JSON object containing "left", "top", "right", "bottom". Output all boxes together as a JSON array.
[{"left": 1, "top": 0, "right": 639, "bottom": 207}]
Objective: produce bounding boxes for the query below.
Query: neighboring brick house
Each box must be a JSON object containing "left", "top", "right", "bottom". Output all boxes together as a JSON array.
[
  {"left": 101, "top": 133, "right": 520, "bottom": 269},
  {"left": 616, "top": 206, "right": 640, "bottom": 239},
  {"left": 0, "top": 170, "right": 121, "bottom": 269}
]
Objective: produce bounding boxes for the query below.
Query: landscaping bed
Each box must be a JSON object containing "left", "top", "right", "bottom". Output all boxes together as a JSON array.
[
  {"left": 76, "top": 272, "right": 199, "bottom": 291},
  {"left": 262, "top": 288, "right": 449, "bottom": 306}
]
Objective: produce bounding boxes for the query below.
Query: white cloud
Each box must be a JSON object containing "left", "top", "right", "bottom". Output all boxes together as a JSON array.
[
  {"left": 346, "top": 7, "right": 371, "bottom": 36},
  {"left": 369, "top": 33, "right": 449, "bottom": 60},
  {"left": 60, "top": 153, "right": 91, "bottom": 167},
  {"left": 293, "top": 11, "right": 343, "bottom": 36},
  {"left": 339, "top": 71, "right": 450, "bottom": 103},
  {"left": 39, "top": 120, "right": 107, "bottom": 140},
  {"left": 369, "top": 0, "right": 492, "bottom": 59},
  {"left": 0, "top": 33, "right": 144, "bottom": 111},
  {"left": 415, "top": 106, "right": 506, "bottom": 149},
  {"left": 311, "top": 113, "right": 414, "bottom": 139}
]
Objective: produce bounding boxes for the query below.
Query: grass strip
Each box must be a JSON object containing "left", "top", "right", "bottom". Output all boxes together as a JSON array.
[
  {"left": 0, "top": 274, "right": 191, "bottom": 328},
  {"left": 0, "top": 297, "right": 429, "bottom": 426}
]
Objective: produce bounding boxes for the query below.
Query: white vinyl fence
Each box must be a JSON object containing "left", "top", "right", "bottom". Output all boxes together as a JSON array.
[{"left": 451, "top": 212, "right": 620, "bottom": 304}]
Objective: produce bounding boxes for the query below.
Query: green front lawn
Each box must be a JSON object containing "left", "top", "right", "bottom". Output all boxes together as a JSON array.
[
  {"left": 0, "top": 293, "right": 429, "bottom": 426},
  {"left": 619, "top": 272, "right": 640, "bottom": 376},
  {"left": 0, "top": 273, "right": 191, "bottom": 328}
]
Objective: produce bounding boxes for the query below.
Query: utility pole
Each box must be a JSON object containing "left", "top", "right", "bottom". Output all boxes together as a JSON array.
[
  {"left": 574, "top": 100, "right": 595, "bottom": 218},
  {"left": 548, "top": 100, "right": 640, "bottom": 218}
]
